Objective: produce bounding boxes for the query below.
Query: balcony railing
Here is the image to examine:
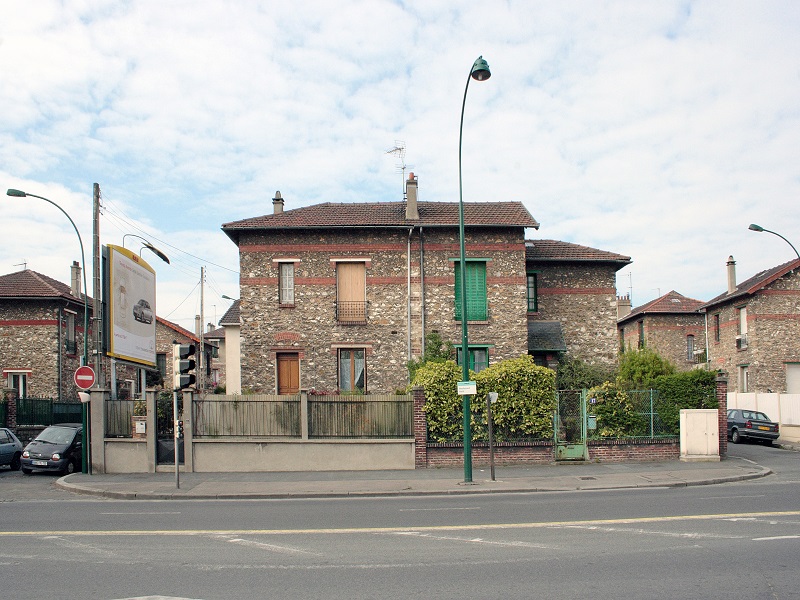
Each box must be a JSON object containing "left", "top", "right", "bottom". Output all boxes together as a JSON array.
[{"left": 335, "top": 301, "right": 368, "bottom": 324}]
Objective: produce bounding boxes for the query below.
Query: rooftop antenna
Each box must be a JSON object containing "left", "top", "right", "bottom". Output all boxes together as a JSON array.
[
  {"left": 14, "top": 260, "right": 27, "bottom": 271},
  {"left": 385, "top": 141, "right": 412, "bottom": 200}
]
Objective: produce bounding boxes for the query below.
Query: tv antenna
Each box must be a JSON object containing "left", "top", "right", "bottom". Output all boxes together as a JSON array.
[
  {"left": 385, "top": 141, "right": 412, "bottom": 199},
  {"left": 14, "top": 260, "right": 27, "bottom": 271}
]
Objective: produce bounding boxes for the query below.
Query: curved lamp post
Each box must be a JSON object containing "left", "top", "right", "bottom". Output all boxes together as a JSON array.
[
  {"left": 458, "top": 56, "right": 491, "bottom": 483},
  {"left": 7, "top": 188, "right": 90, "bottom": 473},
  {"left": 748, "top": 224, "right": 800, "bottom": 261},
  {"left": 122, "top": 233, "right": 171, "bottom": 264}
]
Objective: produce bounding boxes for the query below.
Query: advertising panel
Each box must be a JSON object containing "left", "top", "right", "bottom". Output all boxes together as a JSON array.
[{"left": 106, "top": 244, "right": 157, "bottom": 367}]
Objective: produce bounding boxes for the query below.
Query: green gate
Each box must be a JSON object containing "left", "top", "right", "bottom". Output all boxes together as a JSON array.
[{"left": 554, "top": 390, "right": 588, "bottom": 461}]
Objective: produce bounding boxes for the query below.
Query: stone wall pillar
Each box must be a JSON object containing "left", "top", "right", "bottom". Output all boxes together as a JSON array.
[
  {"left": 716, "top": 373, "right": 728, "bottom": 458},
  {"left": 412, "top": 386, "right": 427, "bottom": 468}
]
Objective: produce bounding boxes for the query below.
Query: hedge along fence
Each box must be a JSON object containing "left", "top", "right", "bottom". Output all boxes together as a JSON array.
[{"left": 412, "top": 355, "right": 556, "bottom": 443}]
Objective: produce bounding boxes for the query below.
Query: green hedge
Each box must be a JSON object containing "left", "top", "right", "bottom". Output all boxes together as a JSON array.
[{"left": 653, "top": 369, "right": 718, "bottom": 434}]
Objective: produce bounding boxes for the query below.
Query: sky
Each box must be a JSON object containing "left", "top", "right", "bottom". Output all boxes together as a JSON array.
[{"left": 2, "top": 1, "right": 799, "bottom": 333}]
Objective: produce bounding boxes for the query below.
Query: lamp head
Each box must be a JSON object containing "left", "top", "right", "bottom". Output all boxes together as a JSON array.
[
  {"left": 748, "top": 224, "right": 765, "bottom": 232},
  {"left": 7, "top": 189, "right": 27, "bottom": 197},
  {"left": 144, "top": 242, "right": 170, "bottom": 264},
  {"left": 470, "top": 56, "right": 491, "bottom": 81}
]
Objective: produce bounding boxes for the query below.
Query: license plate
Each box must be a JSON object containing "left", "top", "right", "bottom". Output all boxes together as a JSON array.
[
  {"left": 32, "top": 460, "right": 49, "bottom": 466},
  {"left": 758, "top": 426, "right": 770, "bottom": 431}
]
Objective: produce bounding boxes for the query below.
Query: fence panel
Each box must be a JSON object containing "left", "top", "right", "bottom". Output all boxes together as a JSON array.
[
  {"left": 15, "top": 398, "right": 82, "bottom": 426},
  {"left": 105, "top": 400, "right": 134, "bottom": 437},
  {"left": 193, "top": 394, "right": 301, "bottom": 437},
  {"left": 309, "top": 395, "right": 412, "bottom": 438},
  {"left": 0, "top": 401, "right": 6, "bottom": 427}
]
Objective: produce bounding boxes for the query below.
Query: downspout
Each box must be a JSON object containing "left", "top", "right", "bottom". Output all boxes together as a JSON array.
[
  {"left": 420, "top": 227, "right": 426, "bottom": 355},
  {"left": 57, "top": 306, "right": 63, "bottom": 401},
  {"left": 703, "top": 310, "right": 710, "bottom": 369},
  {"left": 407, "top": 227, "right": 414, "bottom": 366}
]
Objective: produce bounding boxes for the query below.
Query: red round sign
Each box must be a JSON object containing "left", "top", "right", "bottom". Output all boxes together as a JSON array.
[{"left": 74, "top": 365, "right": 96, "bottom": 390}]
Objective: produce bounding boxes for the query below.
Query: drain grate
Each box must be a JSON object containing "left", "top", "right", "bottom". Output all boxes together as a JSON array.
[{"left": 578, "top": 476, "right": 596, "bottom": 480}]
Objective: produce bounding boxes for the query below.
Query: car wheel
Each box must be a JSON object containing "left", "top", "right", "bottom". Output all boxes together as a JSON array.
[
  {"left": 731, "top": 429, "right": 741, "bottom": 444},
  {"left": 21, "top": 467, "right": 32, "bottom": 475},
  {"left": 62, "top": 459, "right": 77, "bottom": 475},
  {"left": 10, "top": 453, "right": 21, "bottom": 471}
]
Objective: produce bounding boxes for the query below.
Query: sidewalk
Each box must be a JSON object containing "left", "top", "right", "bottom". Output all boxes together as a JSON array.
[{"left": 56, "top": 457, "right": 772, "bottom": 500}]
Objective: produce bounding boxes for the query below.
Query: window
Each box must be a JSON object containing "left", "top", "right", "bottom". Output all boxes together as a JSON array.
[
  {"left": 6, "top": 371, "right": 28, "bottom": 398},
  {"left": 336, "top": 262, "right": 367, "bottom": 323},
  {"left": 156, "top": 353, "right": 167, "bottom": 378},
  {"left": 637, "top": 320, "right": 645, "bottom": 349},
  {"left": 65, "top": 311, "right": 76, "bottom": 355},
  {"left": 279, "top": 262, "right": 294, "bottom": 305},
  {"left": 338, "top": 349, "right": 365, "bottom": 392},
  {"left": 456, "top": 346, "right": 489, "bottom": 372},
  {"left": 454, "top": 261, "right": 487, "bottom": 321},
  {"left": 737, "top": 306, "right": 748, "bottom": 348},
  {"left": 686, "top": 335, "right": 695, "bottom": 361},
  {"left": 713, "top": 313, "right": 720, "bottom": 343},
  {"left": 526, "top": 272, "right": 538, "bottom": 312},
  {"left": 738, "top": 365, "right": 749, "bottom": 393}
]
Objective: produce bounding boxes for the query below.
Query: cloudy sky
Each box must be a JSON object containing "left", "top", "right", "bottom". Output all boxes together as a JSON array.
[{"left": 2, "top": 1, "right": 799, "bottom": 333}]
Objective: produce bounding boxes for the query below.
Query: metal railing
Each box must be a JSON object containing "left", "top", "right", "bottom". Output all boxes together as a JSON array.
[
  {"left": 335, "top": 301, "right": 368, "bottom": 324},
  {"left": 15, "top": 397, "right": 82, "bottom": 426},
  {"left": 308, "top": 395, "right": 412, "bottom": 438},
  {"left": 193, "top": 395, "right": 301, "bottom": 437}
]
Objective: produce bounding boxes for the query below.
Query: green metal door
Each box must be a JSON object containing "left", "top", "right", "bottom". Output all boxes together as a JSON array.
[{"left": 555, "top": 390, "right": 588, "bottom": 461}]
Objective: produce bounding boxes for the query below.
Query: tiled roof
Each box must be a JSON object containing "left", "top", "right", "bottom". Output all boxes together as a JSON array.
[
  {"left": 526, "top": 240, "right": 631, "bottom": 264},
  {"left": 528, "top": 320, "right": 567, "bottom": 353},
  {"left": 204, "top": 327, "right": 225, "bottom": 340},
  {"left": 621, "top": 290, "right": 705, "bottom": 323},
  {"left": 222, "top": 201, "right": 539, "bottom": 244},
  {"left": 156, "top": 316, "right": 201, "bottom": 345},
  {"left": 700, "top": 258, "right": 800, "bottom": 310},
  {"left": 219, "top": 299, "right": 240, "bottom": 326},
  {"left": 0, "top": 269, "right": 88, "bottom": 305}
]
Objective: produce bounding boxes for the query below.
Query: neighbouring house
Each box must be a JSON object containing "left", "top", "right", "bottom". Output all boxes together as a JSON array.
[
  {"left": 699, "top": 255, "right": 800, "bottom": 393},
  {"left": 221, "top": 174, "right": 632, "bottom": 394},
  {"left": 526, "top": 240, "right": 631, "bottom": 369},
  {"left": 617, "top": 290, "right": 706, "bottom": 370},
  {"left": 0, "top": 264, "right": 92, "bottom": 401},
  {"left": 211, "top": 299, "right": 241, "bottom": 394}
]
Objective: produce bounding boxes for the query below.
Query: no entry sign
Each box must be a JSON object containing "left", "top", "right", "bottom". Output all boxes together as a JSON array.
[{"left": 74, "top": 365, "right": 96, "bottom": 390}]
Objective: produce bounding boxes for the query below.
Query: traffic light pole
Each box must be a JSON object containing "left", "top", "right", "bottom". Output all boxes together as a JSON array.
[{"left": 173, "top": 389, "right": 180, "bottom": 489}]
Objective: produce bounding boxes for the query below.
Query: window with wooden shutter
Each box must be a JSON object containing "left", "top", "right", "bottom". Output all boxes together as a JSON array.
[
  {"left": 454, "top": 261, "right": 487, "bottom": 321},
  {"left": 336, "top": 262, "right": 367, "bottom": 323}
]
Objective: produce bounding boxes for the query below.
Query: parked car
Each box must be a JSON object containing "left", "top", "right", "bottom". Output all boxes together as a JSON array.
[
  {"left": 0, "top": 427, "right": 23, "bottom": 470},
  {"left": 20, "top": 423, "right": 83, "bottom": 475},
  {"left": 133, "top": 298, "right": 153, "bottom": 324},
  {"left": 727, "top": 409, "right": 779, "bottom": 444}
]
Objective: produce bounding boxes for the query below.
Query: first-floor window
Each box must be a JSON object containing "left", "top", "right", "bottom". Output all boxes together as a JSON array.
[
  {"left": 456, "top": 346, "right": 489, "bottom": 373},
  {"left": 6, "top": 372, "right": 28, "bottom": 398},
  {"left": 279, "top": 262, "right": 295, "bottom": 305},
  {"left": 65, "top": 311, "right": 76, "bottom": 355},
  {"left": 454, "top": 260, "right": 488, "bottom": 321},
  {"left": 339, "top": 349, "right": 365, "bottom": 392}
]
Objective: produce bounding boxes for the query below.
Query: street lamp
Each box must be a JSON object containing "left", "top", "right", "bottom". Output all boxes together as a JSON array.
[
  {"left": 122, "top": 233, "right": 170, "bottom": 264},
  {"left": 748, "top": 224, "right": 800, "bottom": 261},
  {"left": 458, "top": 56, "right": 491, "bottom": 483},
  {"left": 7, "top": 188, "right": 90, "bottom": 473}
]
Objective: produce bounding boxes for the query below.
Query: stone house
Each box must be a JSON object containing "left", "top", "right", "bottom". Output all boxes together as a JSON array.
[
  {"left": 222, "top": 175, "right": 632, "bottom": 394},
  {"left": 699, "top": 256, "right": 800, "bottom": 393},
  {"left": 617, "top": 290, "right": 706, "bottom": 370},
  {"left": 526, "top": 240, "right": 631, "bottom": 369},
  {"left": 205, "top": 299, "right": 241, "bottom": 394},
  {"left": 0, "top": 264, "right": 91, "bottom": 401}
]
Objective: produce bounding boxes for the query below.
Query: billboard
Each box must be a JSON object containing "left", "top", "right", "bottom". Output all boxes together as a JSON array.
[{"left": 105, "top": 244, "right": 157, "bottom": 367}]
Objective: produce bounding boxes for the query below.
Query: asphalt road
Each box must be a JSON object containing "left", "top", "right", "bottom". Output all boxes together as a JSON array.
[{"left": 1, "top": 443, "right": 798, "bottom": 600}]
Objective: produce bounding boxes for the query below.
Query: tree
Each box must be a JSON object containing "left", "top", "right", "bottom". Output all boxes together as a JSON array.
[
  {"left": 556, "top": 356, "right": 615, "bottom": 390},
  {"left": 617, "top": 347, "right": 675, "bottom": 390},
  {"left": 407, "top": 332, "right": 455, "bottom": 381}
]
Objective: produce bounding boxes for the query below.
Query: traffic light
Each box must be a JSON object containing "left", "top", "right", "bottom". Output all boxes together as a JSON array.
[
  {"left": 172, "top": 343, "right": 196, "bottom": 390},
  {"left": 177, "top": 420, "right": 184, "bottom": 439}
]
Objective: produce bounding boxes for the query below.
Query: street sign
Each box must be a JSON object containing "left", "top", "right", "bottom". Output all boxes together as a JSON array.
[
  {"left": 74, "top": 365, "right": 96, "bottom": 390},
  {"left": 457, "top": 381, "right": 477, "bottom": 396}
]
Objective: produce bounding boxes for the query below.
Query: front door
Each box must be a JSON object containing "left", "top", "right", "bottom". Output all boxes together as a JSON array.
[
  {"left": 277, "top": 353, "right": 300, "bottom": 394},
  {"left": 555, "top": 390, "right": 588, "bottom": 461}
]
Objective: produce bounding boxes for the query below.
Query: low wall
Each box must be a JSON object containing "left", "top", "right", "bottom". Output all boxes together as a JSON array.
[
  {"left": 104, "top": 439, "right": 149, "bottom": 473},
  {"left": 192, "top": 439, "right": 415, "bottom": 472}
]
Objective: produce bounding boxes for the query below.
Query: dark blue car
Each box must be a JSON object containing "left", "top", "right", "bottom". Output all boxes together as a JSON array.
[
  {"left": 727, "top": 409, "right": 779, "bottom": 444},
  {"left": 21, "top": 423, "right": 82, "bottom": 475}
]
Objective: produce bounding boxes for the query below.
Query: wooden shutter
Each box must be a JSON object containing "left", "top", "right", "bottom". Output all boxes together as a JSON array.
[{"left": 454, "top": 261, "right": 487, "bottom": 321}]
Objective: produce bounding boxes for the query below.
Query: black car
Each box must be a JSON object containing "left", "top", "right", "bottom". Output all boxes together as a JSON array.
[
  {"left": 21, "top": 423, "right": 83, "bottom": 475},
  {"left": 727, "top": 409, "right": 779, "bottom": 444}
]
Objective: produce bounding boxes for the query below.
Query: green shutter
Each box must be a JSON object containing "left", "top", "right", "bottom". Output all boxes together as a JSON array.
[{"left": 454, "top": 262, "right": 487, "bottom": 321}]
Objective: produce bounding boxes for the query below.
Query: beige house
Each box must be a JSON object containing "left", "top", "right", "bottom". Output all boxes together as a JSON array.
[{"left": 700, "top": 256, "right": 800, "bottom": 393}]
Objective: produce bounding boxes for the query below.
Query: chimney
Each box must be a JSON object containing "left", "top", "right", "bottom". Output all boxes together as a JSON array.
[
  {"left": 726, "top": 255, "right": 737, "bottom": 295},
  {"left": 616, "top": 294, "right": 632, "bottom": 319},
  {"left": 70, "top": 261, "right": 81, "bottom": 298},
  {"left": 405, "top": 173, "right": 419, "bottom": 220},
  {"left": 195, "top": 314, "right": 201, "bottom": 337},
  {"left": 273, "top": 191, "right": 284, "bottom": 214},
  {"left": 207, "top": 323, "right": 214, "bottom": 333}
]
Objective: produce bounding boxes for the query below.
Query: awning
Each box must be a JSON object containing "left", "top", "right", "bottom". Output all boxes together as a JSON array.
[{"left": 527, "top": 321, "right": 567, "bottom": 353}]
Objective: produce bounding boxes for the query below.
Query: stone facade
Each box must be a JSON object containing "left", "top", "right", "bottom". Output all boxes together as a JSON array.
[
  {"left": 0, "top": 298, "right": 88, "bottom": 401},
  {"left": 236, "top": 226, "right": 529, "bottom": 394}
]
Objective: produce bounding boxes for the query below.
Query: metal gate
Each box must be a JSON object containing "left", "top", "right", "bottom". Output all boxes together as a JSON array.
[
  {"left": 554, "top": 390, "right": 588, "bottom": 461},
  {"left": 156, "top": 393, "right": 183, "bottom": 465}
]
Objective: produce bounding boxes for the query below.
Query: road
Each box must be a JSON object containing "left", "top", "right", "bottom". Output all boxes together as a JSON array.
[{"left": 1, "top": 443, "right": 798, "bottom": 600}]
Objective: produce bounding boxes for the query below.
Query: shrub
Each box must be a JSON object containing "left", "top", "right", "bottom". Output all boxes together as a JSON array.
[
  {"left": 587, "top": 381, "right": 644, "bottom": 438},
  {"left": 617, "top": 347, "right": 675, "bottom": 390},
  {"left": 653, "top": 369, "right": 718, "bottom": 434},
  {"left": 556, "top": 356, "right": 615, "bottom": 390}
]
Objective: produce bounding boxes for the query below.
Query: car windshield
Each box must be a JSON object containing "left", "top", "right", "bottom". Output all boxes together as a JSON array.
[{"left": 36, "top": 427, "right": 76, "bottom": 445}]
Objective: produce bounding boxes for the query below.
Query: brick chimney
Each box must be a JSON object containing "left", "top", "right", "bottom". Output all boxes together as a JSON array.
[
  {"left": 70, "top": 261, "right": 81, "bottom": 298},
  {"left": 616, "top": 294, "right": 631, "bottom": 319},
  {"left": 405, "top": 173, "right": 419, "bottom": 220},
  {"left": 273, "top": 191, "right": 284, "bottom": 214},
  {"left": 726, "top": 255, "right": 737, "bottom": 295}
]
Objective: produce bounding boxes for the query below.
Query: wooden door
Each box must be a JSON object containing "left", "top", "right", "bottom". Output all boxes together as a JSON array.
[{"left": 277, "top": 353, "right": 300, "bottom": 394}]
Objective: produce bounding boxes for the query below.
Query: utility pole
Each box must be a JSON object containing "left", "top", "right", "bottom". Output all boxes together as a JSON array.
[
  {"left": 199, "top": 266, "right": 205, "bottom": 395},
  {"left": 92, "top": 183, "right": 102, "bottom": 386}
]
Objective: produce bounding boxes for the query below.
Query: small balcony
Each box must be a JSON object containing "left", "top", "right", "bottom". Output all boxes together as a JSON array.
[{"left": 335, "top": 301, "right": 368, "bottom": 324}]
